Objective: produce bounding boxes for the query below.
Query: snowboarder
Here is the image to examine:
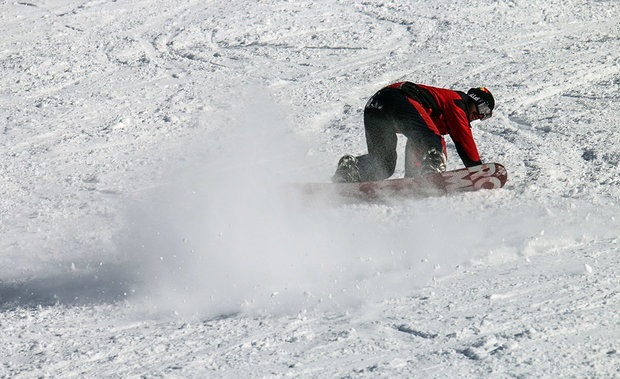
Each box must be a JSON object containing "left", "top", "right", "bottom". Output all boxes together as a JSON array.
[{"left": 332, "top": 82, "right": 495, "bottom": 183}]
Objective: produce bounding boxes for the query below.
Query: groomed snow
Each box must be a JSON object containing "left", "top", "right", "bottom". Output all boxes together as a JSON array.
[{"left": 1, "top": 0, "right": 618, "bottom": 377}]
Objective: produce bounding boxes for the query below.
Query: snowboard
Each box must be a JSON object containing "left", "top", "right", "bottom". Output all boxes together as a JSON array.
[{"left": 297, "top": 162, "right": 507, "bottom": 200}]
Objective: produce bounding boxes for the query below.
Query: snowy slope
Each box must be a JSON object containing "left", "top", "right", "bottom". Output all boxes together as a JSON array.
[{"left": 1, "top": 0, "right": 619, "bottom": 377}]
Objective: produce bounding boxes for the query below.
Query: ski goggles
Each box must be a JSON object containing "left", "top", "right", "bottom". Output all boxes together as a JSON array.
[
  {"left": 468, "top": 93, "right": 493, "bottom": 120},
  {"left": 475, "top": 101, "right": 492, "bottom": 121}
]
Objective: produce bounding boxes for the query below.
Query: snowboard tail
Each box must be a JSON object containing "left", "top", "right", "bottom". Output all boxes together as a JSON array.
[{"left": 298, "top": 163, "right": 507, "bottom": 200}]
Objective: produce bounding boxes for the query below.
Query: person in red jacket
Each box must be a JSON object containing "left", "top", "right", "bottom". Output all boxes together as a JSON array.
[{"left": 332, "top": 82, "right": 495, "bottom": 182}]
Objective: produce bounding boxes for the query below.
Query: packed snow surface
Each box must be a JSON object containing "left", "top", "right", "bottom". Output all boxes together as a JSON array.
[{"left": 1, "top": 0, "right": 619, "bottom": 377}]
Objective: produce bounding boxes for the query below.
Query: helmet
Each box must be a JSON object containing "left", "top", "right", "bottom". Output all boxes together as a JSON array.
[{"left": 467, "top": 87, "right": 495, "bottom": 120}]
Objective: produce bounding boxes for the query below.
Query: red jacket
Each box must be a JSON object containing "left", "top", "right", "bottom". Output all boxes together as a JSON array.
[{"left": 388, "top": 82, "right": 481, "bottom": 167}]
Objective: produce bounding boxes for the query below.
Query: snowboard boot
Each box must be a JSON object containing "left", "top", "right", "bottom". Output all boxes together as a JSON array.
[
  {"left": 332, "top": 154, "right": 362, "bottom": 183},
  {"left": 419, "top": 148, "right": 446, "bottom": 176}
]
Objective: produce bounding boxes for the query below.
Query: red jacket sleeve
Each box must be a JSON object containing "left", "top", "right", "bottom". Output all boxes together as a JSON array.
[
  {"left": 442, "top": 100, "right": 481, "bottom": 167},
  {"left": 417, "top": 84, "right": 481, "bottom": 167}
]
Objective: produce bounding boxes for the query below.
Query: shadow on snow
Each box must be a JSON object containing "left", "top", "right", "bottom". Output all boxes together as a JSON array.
[{"left": 0, "top": 263, "right": 138, "bottom": 310}]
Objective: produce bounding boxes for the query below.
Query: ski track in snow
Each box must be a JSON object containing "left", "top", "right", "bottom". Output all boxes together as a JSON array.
[{"left": 1, "top": 0, "right": 619, "bottom": 378}]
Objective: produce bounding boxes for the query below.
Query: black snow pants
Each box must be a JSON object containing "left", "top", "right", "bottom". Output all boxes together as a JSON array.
[{"left": 356, "top": 87, "right": 444, "bottom": 181}]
